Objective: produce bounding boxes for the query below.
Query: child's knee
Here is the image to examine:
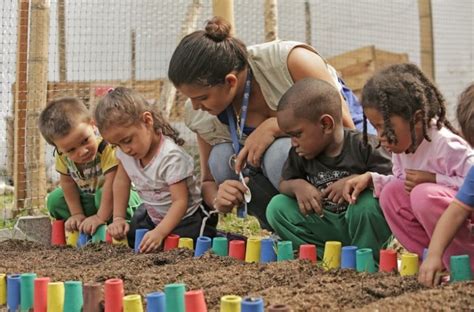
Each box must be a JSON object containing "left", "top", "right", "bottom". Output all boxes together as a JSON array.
[
  {"left": 409, "top": 183, "right": 443, "bottom": 215},
  {"left": 266, "top": 194, "right": 295, "bottom": 226},
  {"left": 348, "top": 191, "right": 382, "bottom": 220},
  {"left": 379, "top": 180, "right": 405, "bottom": 210}
]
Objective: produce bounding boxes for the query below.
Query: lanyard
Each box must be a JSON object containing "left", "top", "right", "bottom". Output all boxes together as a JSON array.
[{"left": 226, "top": 69, "right": 252, "bottom": 155}]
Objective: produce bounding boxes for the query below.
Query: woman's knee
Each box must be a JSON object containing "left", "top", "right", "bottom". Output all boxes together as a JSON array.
[
  {"left": 261, "top": 138, "right": 291, "bottom": 189},
  {"left": 208, "top": 143, "right": 238, "bottom": 184}
]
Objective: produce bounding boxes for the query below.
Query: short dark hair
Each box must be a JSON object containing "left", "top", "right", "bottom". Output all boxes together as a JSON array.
[
  {"left": 457, "top": 83, "right": 474, "bottom": 146},
  {"left": 278, "top": 78, "right": 342, "bottom": 123},
  {"left": 168, "top": 16, "right": 248, "bottom": 87},
  {"left": 38, "top": 97, "right": 91, "bottom": 145}
]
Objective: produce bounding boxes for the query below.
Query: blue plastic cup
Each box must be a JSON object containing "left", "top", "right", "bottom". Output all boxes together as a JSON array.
[
  {"left": 341, "top": 246, "right": 357, "bottom": 269},
  {"left": 7, "top": 274, "right": 21, "bottom": 312},
  {"left": 260, "top": 238, "right": 277, "bottom": 263},
  {"left": 134, "top": 228, "right": 149, "bottom": 253},
  {"left": 77, "top": 232, "right": 91, "bottom": 248},
  {"left": 241, "top": 296, "right": 264, "bottom": 312},
  {"left": 194, "top": 236, "right": 212, "bottom": 257},
  {"left": 147, "top": 291, "right": 166, "bottom": 312},
  {"left": 422, "top": 248, "right": 429, "bottom": 261}
]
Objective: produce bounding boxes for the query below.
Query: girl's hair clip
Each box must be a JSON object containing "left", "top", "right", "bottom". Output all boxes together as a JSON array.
[{"left": 107, "top": 88, "right": 114, "bottom": 94}]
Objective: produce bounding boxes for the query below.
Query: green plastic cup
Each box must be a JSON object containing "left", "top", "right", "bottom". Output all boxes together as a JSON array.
[
  {"left": 20, "top": 273, "right": 37, "bottom": 311},
  {"left": 450, "top": 255, "right": 472, "bottom": 283},
  {"left": 212, "top": 237, "right": 228, "bottom": 256},
  {"left": 92, "top": 224, "right": 107, "bottom": 243},
  {"left": 356, "top": 248, "right": 376, "bottom": 273},
  {"left": 164, "top": 283, "right": 186, "bottom": 312},
  {"left": 64, "top": 281, "right": 83, "bottom": 312},
  {"left": 277, "top": 241, "right": 294, "bottom": 262}
]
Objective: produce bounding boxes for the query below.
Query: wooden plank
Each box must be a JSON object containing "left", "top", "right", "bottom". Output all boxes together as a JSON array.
[
  {"left": 327, "top": 45, "right": 375, "bottom": 70},
  {"left": 418, "top": 0, "right": 435, "bottom": 80}
]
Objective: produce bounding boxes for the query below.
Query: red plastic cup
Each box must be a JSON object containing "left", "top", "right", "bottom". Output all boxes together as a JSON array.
[
  {"left": 51, "top": 220, "right": 66, "bottom": 246},
  {"left": 379, "top": 249, "right": 398, "bottom": 272},
  {"left": 185, "top": 289, "right": 207, "bottom": 312},
  {"left": 83, "top": 282, "right": 102, "bottom": 312},
  {"left": 33, "top": 277, "right": 50, "bottom": 312},
  {"left": 104, "top": 278, "right": 124, "bottom": 312},
  {"left": 229, "top": 240, "right": 246, "bottom": 261},
  {"left": 299, "top": 244, "right": 317, "bottom": 263},
  {"left": 105, "top": 230, "right": 113, "bottom": 244},
  {"left": 163, "top": 234, "right": 180, "bottom": 251}
]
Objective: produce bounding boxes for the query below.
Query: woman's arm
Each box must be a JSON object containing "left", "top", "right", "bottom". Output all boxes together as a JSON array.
[
  {"left": 197, "top": 134, "right": 219, "bottom": 208},
  {"left": 287, "top": 47, "right": 355, "bottom": 129}
]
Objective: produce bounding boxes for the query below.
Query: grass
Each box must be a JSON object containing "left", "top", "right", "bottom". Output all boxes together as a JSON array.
[{"left": 217, "top": 212, "right": 269, "bottom": 238}]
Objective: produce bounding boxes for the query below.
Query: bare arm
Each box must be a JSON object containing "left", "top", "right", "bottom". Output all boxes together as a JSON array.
[
  {"left": 96, "top": 168, "right": 116, "bottom": 222},
  {"left": 107, "top": 162, "right": 132, "bottom": 239},
  {"left": 60, "top": 174, "right": 86, "bottom": 231},
  {"left": 197, "top": 134, "right": 218, "bottom": 208}
]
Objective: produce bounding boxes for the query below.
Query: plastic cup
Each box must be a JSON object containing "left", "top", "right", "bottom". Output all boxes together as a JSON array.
[
  {"left": 33, "top": 277, "right": 50, "bottom": 312},
  {"left": 83, "top": 282, "right": 102, "bottom": 312},
  {"left": 299, "top": 244, "right": 317, "bottom": 263},
  {"left": 241, "top": 297, "right": 264, "bottom": 312},
  {"left": 105, "top": 278, "right": 124, "bottom": 312},
  {"left": 277, "top": 241, "right": 294, "bottom": 262},
  {"left": 105, "top": 230, "right": 113, "bottom": 244},
  {"left": 123, "top": 294, "right": 144, "bottom": 312},
  {"left": 66, "top": 230, "right": 79, "bottom": 247},
  {"left": 178, "top": 238, "right": 194, "bottom": 250},
  {"left": 341, "top": 246, "right": 357, "bottom": 269},
  {"left": 51, "top": 220, "right": 66, "bottom": 246},
  {"left": 164, "top": 283, "right": 186, "bottom": 312},
  {"left": 260, "top": 238, "right": 277, "bottom": 263},
  {"left": 163, "top": 234, "right": 180, "bottom": 251},
  {"left": 194, "top": 236, "right": 212, "bottom": 257},
  {"left": 229, "top": 240, "right": 246, "bottom": 261},
  {"left": 220, "top": 295, "right": 241, "bottom": 312},
  {"left": 64, "top": 281, "right": 83, "bottom": 312},
  {"left": 323, "top": 241, "right": 342, "bottom": 270},
  {"left": 422, "top": 247, "right": 429, "bottom": 261},
  {"left": 450, "top": 254, "right": 472, "bottom": 282},
  {"left": 20, "top": 273, "right": 36, "bottom": 310},
  {"left": 77, "top": 232, "right": 91, "bottom": 248},
  {"left": 134, "top": 229, "right": 149, "bottom": 253},
  {"left": 7, "top": 274, "right": 21, "bottom": 312},
  {"left": 245, "top": 237, "right": 261, "bottom": 263},
  {"left": 185, "top": 289, "right": 207, "bottom": 312},
  {"left": 47, "top": 282, "right": 65, "bottom": 312},
  {"left": 212, "top": 237, "right": 229, "bottom": 256},
  {"left": 112, "top": 238, "right": 128, "bottom": 246},
  {"left": 379, "top": 249, "right": 397, "bottom": 273},
  {"left": 356, "top": 248, "right": 376, "bottom": 273},
  {"left": 400, "top": 253, "right": 419, "bottom": 276},
  {"left": 0, "top": 273, "right": 5, "bottom": 305},
  {"left": 92, "top": 224, "right": 107, "bottom": 243},
  {"left": 146, "top": 291, "right": 165, "bottom": 312},
  {"left": 268, "top": 304, "right": 292, "bottom": 312}
]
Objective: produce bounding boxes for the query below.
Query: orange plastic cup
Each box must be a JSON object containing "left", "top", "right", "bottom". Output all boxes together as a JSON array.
[
  {"left": 104, "top": 278, "right": 124, "bottom": 312},
  {"left": 184, "top": 289, "right": 207, "bottom": 312},
  {"left": 33, "top": 277, "right": 50, "bottom": 312}
]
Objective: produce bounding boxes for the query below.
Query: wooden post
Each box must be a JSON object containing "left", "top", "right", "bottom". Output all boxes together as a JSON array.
[
  {"left": 131, "top": 30, "right": 136, "bottom": 82},
  {"left": 159, "top": 0, "right": 202, "bottom": 118},
  {"left": 264, "top": 0, "right": 278, "bottom": 42},
  {"left": 304, "top": 0, "right": 312, "bottom": 45},
  {"left": 212, "top": 0, "right": 235, "bottom": 33},
  {"left": 14, "top": 0, "right": 30, "bottom": 212},
  {"left": 418, "top": 0, "right": 435, "bottom": 80},
  {"left": 25, "top": 0, "right": 50, "bottom": 212},
  {"left": 57, "top": 0, "right": 67, "bottom": 81}
]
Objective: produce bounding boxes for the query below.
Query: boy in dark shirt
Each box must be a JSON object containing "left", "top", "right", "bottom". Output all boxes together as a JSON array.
[{"left": 267, "top": 78, "right": 392, "bottom": 261}]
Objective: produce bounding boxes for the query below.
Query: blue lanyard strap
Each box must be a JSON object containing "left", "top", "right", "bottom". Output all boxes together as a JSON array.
[{"left": 226, "top": 69, "right": 253, "bottom": 155}]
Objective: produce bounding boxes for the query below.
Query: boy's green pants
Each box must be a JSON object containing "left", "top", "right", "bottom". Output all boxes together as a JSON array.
[
  {"left": 266, "top": 190, "right": 392, "bottom": 262},
  {"left": 47, "top": 187, "right": 141, "bottom": 222}
]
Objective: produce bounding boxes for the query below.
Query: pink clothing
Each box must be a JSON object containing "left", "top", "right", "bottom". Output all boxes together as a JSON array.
[
  {"left": 371, "top": 125, "right": 474, "bottom": 197},
  {"left": 380, "top": 180, "right": 474, "bottom": 272}
]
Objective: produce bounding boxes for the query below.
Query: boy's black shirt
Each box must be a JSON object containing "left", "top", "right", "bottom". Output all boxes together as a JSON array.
[{"left": 282, "top": 129, "right": 392, "bottom": 213}]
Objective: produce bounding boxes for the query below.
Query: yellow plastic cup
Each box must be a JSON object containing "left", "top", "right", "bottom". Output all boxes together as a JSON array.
[
  {"left": 0, "top": 273, "right": 6, "bottom": 305},
  {"left": 245, "top": 237, "right": 261, "bottom": 263},
  {"left": 178, "top": 237, "right": 194, "bottom": 250},
  {"left": 123, "top": 294, "right": 143, "bottom": 312},
  {"left": 400, "top": 253, "right": 419, "bottom": 276},
  {"left": 47, "top": 282, "right": 65, "bottom": 312},
  {"left": 220, "top": 295, "right": 242, "bottom": 312},
  {"left": 66, "top": 231, "right": 79, "bottom": 247},
  {"left": 323, "top": 241, "right": 342, "bottom": 270},
  {"left": 112, "top": 238, "right": 129, "bottom": 246}
]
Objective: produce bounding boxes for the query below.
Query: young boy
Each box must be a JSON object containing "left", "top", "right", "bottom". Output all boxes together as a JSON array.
[
  {"left": 267, "top": 78, "right": 393, "bottom": 260},
  {"left": 419, "top": 83, "right": 474, "bottom": 287},
  {"left": 39, "top": 97, "right": 141, "bottom": 235}
]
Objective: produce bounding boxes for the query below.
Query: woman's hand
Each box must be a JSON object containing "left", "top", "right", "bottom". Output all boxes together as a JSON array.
[
  {"left": 107, "top": 218, "right": 129, "bottom": 240},
  {"left": 139, "top": 228, "right": 165, "bottom": 253},
  {"left": 405, "top": 169, "right": 436, "bottom": 192},
  {"left": 213, "top": 179, "right": 249, "bottom": 213}
]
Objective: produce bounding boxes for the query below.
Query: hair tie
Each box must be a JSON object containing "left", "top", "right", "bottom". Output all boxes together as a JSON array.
[{"left": 107, "top": 88, "right": 114, "bottom": 94}]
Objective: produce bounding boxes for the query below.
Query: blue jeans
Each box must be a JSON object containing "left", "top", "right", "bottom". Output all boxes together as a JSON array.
[{"left": 208, "top": 137, "right": 291, "bottom": 190}]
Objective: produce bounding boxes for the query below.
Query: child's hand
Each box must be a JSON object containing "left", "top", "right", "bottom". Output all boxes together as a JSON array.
[
  {"left": 213, "top": 179, "right": 248, "bottom": 213},
  {"left": 322, "top": 176, "right": 354, "bottom": 204},
  {"left": 108, "top": 218, "right": 129, "bottom": 240},
  {"left": 343, "top": 172, "right": 372, "bottom": 204},
  {"left": 418, "top": 255, "right": 445, "bottom": 287},
  {"left": 65, "top": 213, "right": 85, "bottom": 232},
  {"left": 79, "top": 215, "right": 105, "bottom": 235},
  {"left": 293, "top": 181, "right": 323, "bottom": 216},
  {"left": 404, "top": 169, "right": 436, "bottom": 192},
  {"left": 139, "top": 228, "right": 164, "bottom": 253}
]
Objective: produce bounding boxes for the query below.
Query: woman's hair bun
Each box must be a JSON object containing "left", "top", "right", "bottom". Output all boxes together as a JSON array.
[{"left": 204, "top": 16, "right": 231, "bottom": 42}]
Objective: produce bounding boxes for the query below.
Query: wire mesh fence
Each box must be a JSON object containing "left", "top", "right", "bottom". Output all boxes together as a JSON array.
[{"left": 0, "top": 0, "right": 472, "bottom": 217}]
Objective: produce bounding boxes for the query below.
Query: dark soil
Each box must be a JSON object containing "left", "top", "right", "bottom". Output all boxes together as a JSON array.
[{"left": 1, "top": 240, "right": 473, "bottom": 311}]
